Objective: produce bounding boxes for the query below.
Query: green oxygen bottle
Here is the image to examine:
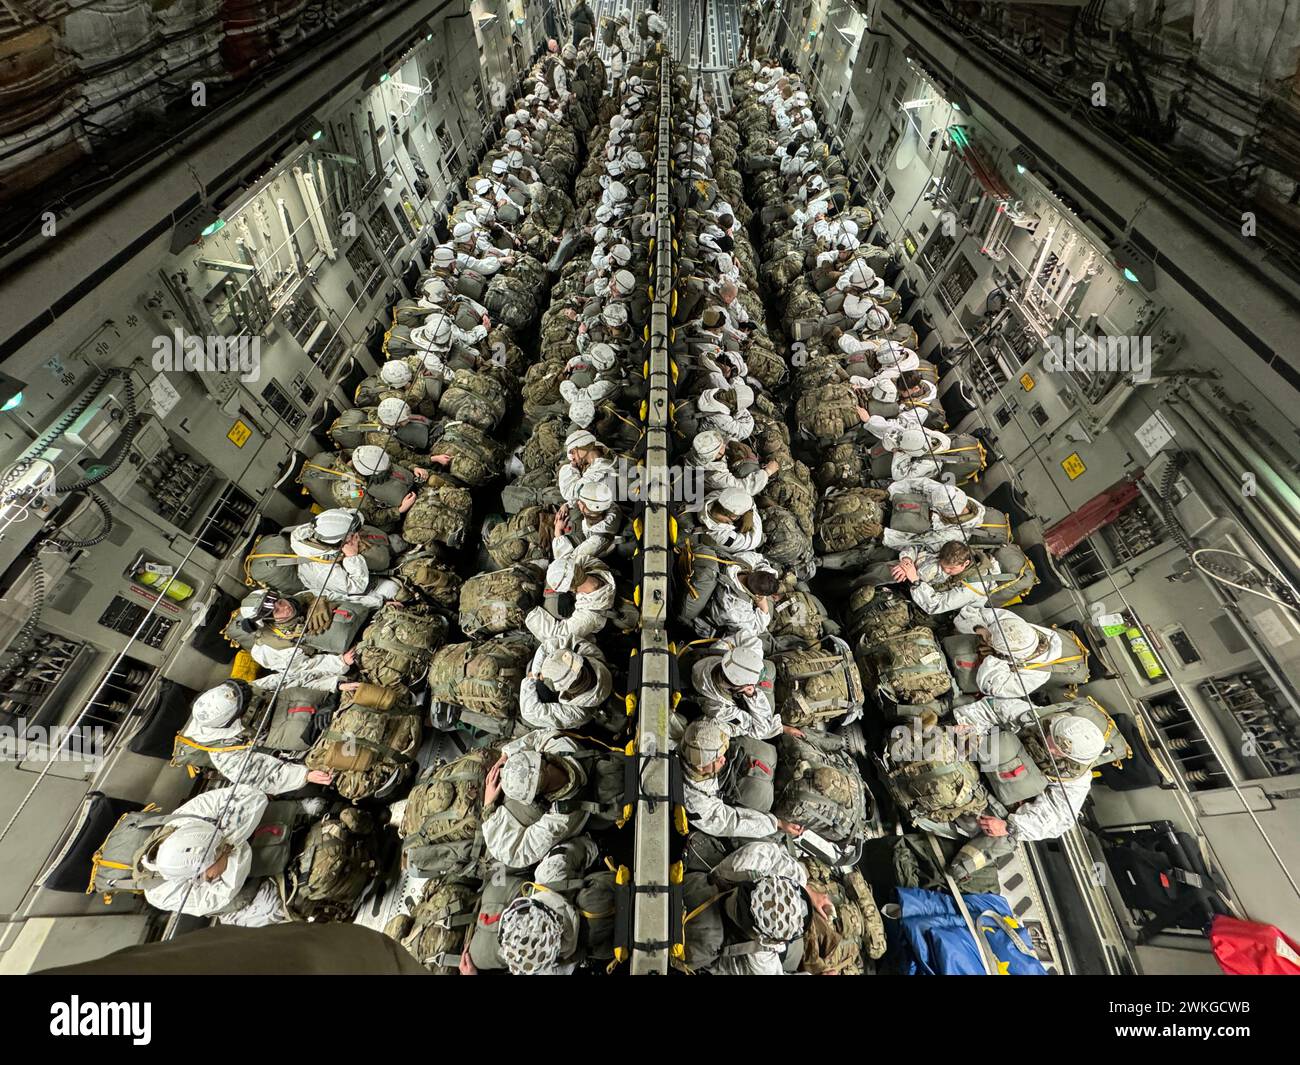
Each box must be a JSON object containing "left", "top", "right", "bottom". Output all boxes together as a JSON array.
[{"left": 1125, "top": 626, "right": 1165, "bottom": 679}]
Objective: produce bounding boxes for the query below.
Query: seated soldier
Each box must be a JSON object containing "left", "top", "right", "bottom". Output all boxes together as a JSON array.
[
  {"left": 954, "top": 696, "right": 1106, "bottom": 843},
  {"left": 680, "top": 719, "right": 801, "bottom": 841},
  {"left": 230, "top": 589, "right": 363, "bottom": 691},
  {"left": 695, "top": 384, "right": 755, "bottom": 441},
  {"left": 697, "top": 554, "right": 781, "bottom": 640},
  {"left": 290, "top": 508, "right": 400, "bottom": 609},
  {"left": 551, "top": 481, "right": 624, "bottom": 560},
  {"left": 698, "top": 487, "right": 764, "bottom": 552},
  {"left": 701, "top": 840, "right": 832, "bottom": 976},
  {"left": 525, "top": 556, "right": 618, "bottom": 651},
  {"left": 880, "top": 425, "right": 952, "bottom": 482},
  {"left": 181, "top": 681, "right": 336, "bottom": 794},
  {"left": 459, "top": 837, "right": 600, "bottom": 975},
  {"left": 140, "top": 786, "right": 290, "bottom": 926},
  {"left": 881, "top": 478, "right": 989, "bottom": 551},
  {"left": 691, "top": 635, "right": 790, "bottom": 742},
  {"left": 891, "top": 540, "right": 1009, "bottom": 615},
  {"left": 482, "top": 730, "right": 594, "bottom": 869},
  {"left": 346, "top": 445, "right": 425, "bottom": 529},
  {"left": 557, "top": 428, "right": 617, "bottom": 505},
  {"left": 519, "top": 642, "right": 615, "bottom": 731},
  {"left": 953, "top": 605, "right": 1066, "bottom": 699},
  {"left": 689, "top": 430, "right": 778, "bottom": 498}
]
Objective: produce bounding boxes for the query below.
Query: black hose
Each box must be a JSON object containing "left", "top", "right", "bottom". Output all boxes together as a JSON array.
[{"left": 43, "top": 489, "right": 115, "bottom": 550}]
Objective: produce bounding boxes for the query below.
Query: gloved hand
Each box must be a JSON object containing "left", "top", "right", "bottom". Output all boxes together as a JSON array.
[{"left": 304, "top": 596, "right": 334, "bottom": 635}]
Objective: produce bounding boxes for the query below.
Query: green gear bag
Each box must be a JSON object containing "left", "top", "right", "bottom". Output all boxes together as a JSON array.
[
  {"left": 438, "top": 368, "right": 507, "bottom": 431},
  {"left": 305, "top": 682, "right": 421, "bottom": 800},
  {"left": 815, "top": 488, "right": 887, "bottom": 554},
  {"left": 355, "top": 602, "right": 449, "bottom": 688},
  {"left": 426, "top": 636, "right": 534, "bottom": 730},
  {"left": 287, "top": 808, "right": 380, "bottom": 920},
  {"left": 391, "top": 550, "right": 463, "bottom": 612},
  {"left": 401, "top": 482, "right": 474, "bottom": 549},
  {"left": 390, "top": 876, "right": 480, "bottom": 973},
  {"left": 773, "top": 732, "right": 872, "bottom": 844},
  {"left": 772, "top": 637, "right": 865, "bottom": 728},
  {"left": 793, "top": 383, "right": 859, "bottom": 446},
  {"left": 861, "top": 626, "right": 954, "bottom": 706},
  {"left": 719, "top": 735, "right": 778, "bottom": 814},
  {"left": 800, "top": 857, "right": 887, "bottom": 973},
  {"left": 484, "top": 506, "right": 553, "bottom": 568},
  {"left": 400, "top": 746, "right": 498, "bottom": 878},
  {"left": 437, "top": 420, "right": 507, "bottom": 486},
  {"left": 457, "top": 563, "right": 544, "bottom": 637},
  {"left": 765, "top": 589, "right": 829, "bottom": 650},
  {"left": 881, "top": 723, "right": 988, "bottom": 823}
]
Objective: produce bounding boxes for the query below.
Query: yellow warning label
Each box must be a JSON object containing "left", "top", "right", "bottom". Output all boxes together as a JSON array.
[
  {"left": 227, "top": 420, "right": 252, "bottom": 448},
  {"left": 1062, "top": 452, "right": 1087, "bottom": 480},
  {"left": 1019, "top": 372, "right": 1035, "bottom": 391}
]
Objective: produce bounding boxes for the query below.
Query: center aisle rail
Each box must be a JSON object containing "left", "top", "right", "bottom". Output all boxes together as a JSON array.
[{"left": 630, "top": 49, "right": 677, "bottom": 976}]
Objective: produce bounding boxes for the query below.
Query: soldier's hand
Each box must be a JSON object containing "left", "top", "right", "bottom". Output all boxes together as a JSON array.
[
  {"left": 855, "top": 406, "right": 872, "bottom": 422},
  {"left": 341, "top": 533, "right": 362, "bottom": 557},
  {"left": 807, "top": 887, "right": 833, "bottom": 919},
  {"left": 482, "top": 313, "right": 491, "bottom": 328},
  {"left": 429, "top": 454, "right": 454, "bottom": 466},
  {"left": 777, "top": 819, "right": 803, "bottom": 837},
  {"left": 305, "top": 595, "right": 334, "bottom": 635},
  {"left": 307, "top": 769, "right": 334, "bottom": 785},
  {"left": 412, "top": 466, "right": 429, "bottom": 481},
  {"left": 459, "top": 944, "right": 478, "bottom": 976},
  {"left": 782, "top": 724, "right": 804, "bottom": 738},
  {"left": 338, "top": 681, "right": 361, "bottom": 692},
  {"left": 399, "top": 491, "right": 418, "bottom": 514},
  {"left": 341, "top": 648, "right": 356, "bottom": 667},
  {"left": 978, "top": 815, "right": 1009, "bottom": 837},
  {"left": 763, "top": 459, "right": 780, "bottom": 475}
]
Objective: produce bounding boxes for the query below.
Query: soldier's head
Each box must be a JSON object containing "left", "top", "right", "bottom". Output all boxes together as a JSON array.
[
  {"left": 192, "top": 681, "right": 251, "bottom": 731},
  {"left": 731, "top": 873, "right": 808, "bottom": 946},
  {"left": 452, "top": 221, "right": 475, "bottom": 248},
  {"left": 708, "top": 487, "right": 755, "bottom": 528},
  {"left": 379, "top": 360, "right": 413, "bottom": 388},
  {"left": 565, "top": 428, "right": 604, "bottom": 466},
  {"left": 718, "top": 636, "right": 764, "bottom": 696},
  {"left": 741, "top": 569, "right": 781, "bottom": 597},
  {"left": 540, "top": 648, "right": 591, "bottom": 698},
  {"left": 1046, "top": 714, "right": 1105, "bottom": 765},
  {"left": 547, "top": 556, "right": 603, "bottom": 596},
  {"left": 896, "top": 370, "right": 923, "bottom": 398},
  {"left": 150, "top": 821, "right": 234, "bottom": 884},
  {"left": 311, "top": 508, "right": 363, "bottom": 548},
  {"left": 239, "top": 589, "right": 298, "bottom": 627},
  {"left": 937, "top": 540, "right": 975, "bottom": 575},
  {"left": 498, "top": 896, "right": 565, "bottom": 975},
  {"left": 377, "top": 398, "right": 412, "bottom": 428},
  {"left": 500, "top": 748, "right": 571, "bottom": 804},
  {"left": 690, "top": 430, "right": 726, "bottom": 464},
  {"left": 680, "top": 718, "right": 729, "bottom": 779},
  {"left": 351, "top": 444, "right": 392, "bottom": 482},
  {"left": 719, "top": 281, "right": 739, "bottom": 305},
  {"left": 576, "top": 480, "right": 615, "bottom": 522}
]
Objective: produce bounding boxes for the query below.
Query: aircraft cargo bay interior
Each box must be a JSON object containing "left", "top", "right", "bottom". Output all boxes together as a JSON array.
[{"left": 0, "top": 0, "right": 1297, "bottom": 980}]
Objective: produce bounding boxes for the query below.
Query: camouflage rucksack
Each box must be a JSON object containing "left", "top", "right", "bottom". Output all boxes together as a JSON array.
[
  {"left": 488, "top": 324, "right": 530, "bottom": 377},
  {"left": 401, "top": 482, "right": 473, "bottom": 548},
  {"left": 860, "top": 626, "right": 954, "bottom": 706},
  {"left": 755, "top": 505, "right": 815, "bottom": 574},
  {"left": 436, "top": 420, "right": 507, "bottom": 486},
  {"left": 427, "top": 636, "right": 534, "bottom": 733},
  {"left": 766, "top": 589, "right": 829, "bottom": 650},
  {"left": 457, "top": 563, "right": 544, "bottom": 637},
  {"left": 773, "top": 731, "right": 872, "bottom": 844},
  {"left": 485, "top": 267, "right": 540, "bottom": 329},
  {"left": 761, "top": 461, "right": 816, "bottom": 523},
  {"left": 439, "top": 368, "right": 507, "bottom": 431},
  {"left": 815, "top": 441, "right": 866, "bottom": 491},
  {"left": 816, "top": 488, "right": 887, "bottom": 554},
  {"left": 390, "top": 876, "right": 481, "bottom": 972},
  {"left": 286, "top": 808, "right": 380, "bottom": 921},
  {"left": 400, "top": 746, "right": 497, "bottom": 877},
  {"left": 881, "top": 723, "right": 987, "bottom": 823},
  {"left": 794, "top": 383, "right": 859, "bottom": 445},
  {"left": 845, "top": 584, "right": 916, "bottom": 646},
  {"left": 355, "top": 602, "right": 449, "bottom": 688},
  {"left": 305, "top": 682, "right": 421, "bottom": 800},
  {"left": 799, "top": 858, "right": 887, "bottom": 974},
  {"left": 522, "top": 359, "right": 567, "bottom": 409},
  {"left": 522, "top": 416, "right": 570, "bottom": 472},
  {"left": 391, "top": 549, "right": 463, "bottom": 614},
  {"left": 771, "top": 637, "right": 865, "bottom": 728},
  {"left": 484, "top": 506, "right": 554, "bottom": 568}
]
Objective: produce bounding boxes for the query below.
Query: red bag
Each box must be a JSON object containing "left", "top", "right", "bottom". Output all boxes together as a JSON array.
[{"left": 1210, "top": 915, "right": 1300, "bottom": 975}]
